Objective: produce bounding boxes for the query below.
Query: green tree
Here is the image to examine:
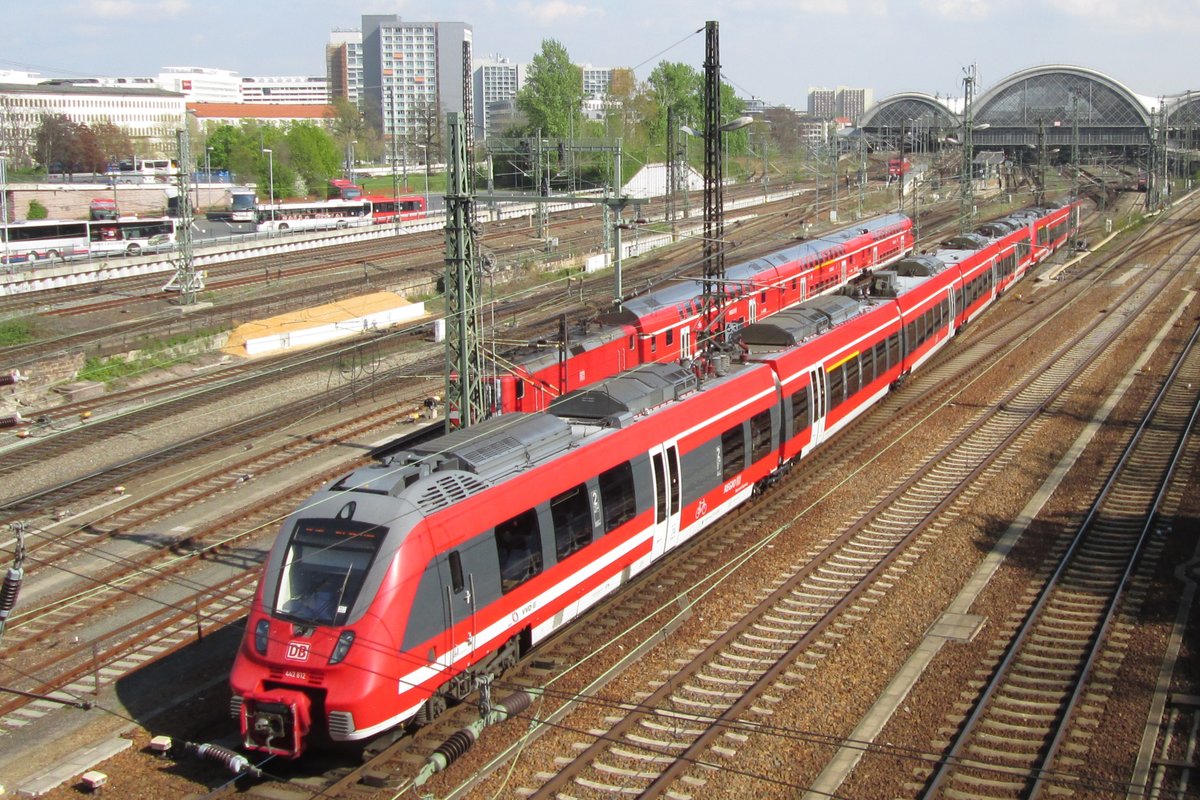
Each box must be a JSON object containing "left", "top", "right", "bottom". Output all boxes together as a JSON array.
[
  {"left": 517, "top": 39, "right": 583, "bottom": 138},
  {"left": 27, "top": 199, "right": 48, "bottom": 219},
  {"left": 646, "top": 62, "right": 703, "bottom": 143},
  {"left": 34, "top": 114, "right": 80, "bottom": 174},
  {"left": 285, "top": 123, "right": 340, "bottom": 194},
  {"left": 91, "top": 121, "right": 133, "bottom": 169}
]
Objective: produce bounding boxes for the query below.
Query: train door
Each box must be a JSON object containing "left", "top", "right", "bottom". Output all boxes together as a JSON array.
[
  {"left": 649, "top": 443, "right": 682, "bottom": 559},
  {"left": 807, "top": 366, "right": 828, "bottom": 448},
  {"left": 871, "top": 245, "right": 879, "bottom": 267},
  {"left": 748, "top": 299, "right": 758, "bottom": 324},
  {"left": 840, "top": 259, "right": 848, "bottom": 284},
  {"left": 800, "top": 276, "right": 808, "bottom": 302},
  {"left": 439, "top": 548, "right": 476, "bottom": 673},
  {"left": 680, "top": 326, "right": 693, "bottom": 362}
]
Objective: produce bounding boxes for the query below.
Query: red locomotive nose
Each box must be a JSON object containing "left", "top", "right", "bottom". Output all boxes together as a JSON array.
[{"left": 240, "top": 688, "right": 313, "bottom": 758}]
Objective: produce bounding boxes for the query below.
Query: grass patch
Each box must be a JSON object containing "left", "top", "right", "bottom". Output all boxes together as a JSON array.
[
  {"left": 76, "top": 329, "right": 224, "bottom": 384},
  {"left": 77, "top": 352, "right": 182, "bottom": 383},
  {"left": 0, "top": 318, "right": 35, "bottom": 346}
]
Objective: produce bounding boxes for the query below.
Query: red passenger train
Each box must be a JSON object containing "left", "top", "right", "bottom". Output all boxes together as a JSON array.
[
  {"left": 229, "top": 201, "right": 1078, "bottom": 758},
  {"left": 495, "top": 213, "right": 914, "bottom": 415}
]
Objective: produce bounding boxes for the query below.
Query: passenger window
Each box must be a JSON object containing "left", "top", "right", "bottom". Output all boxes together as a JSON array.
[
  {"left": 551, "top": 484, "right": 592, "bottom": 560},
  {"left": 666, "top": 328, "right": 674, "bottom": 346},
  {"left": 598, "top": 462, "right": 636, "bottom": 533},
  {"left": 516, "top": 380, "right": 525, "bottom": 399},
  {"left": 721, "top": 425, "right": 745, "bottom": 480},
  {"left": 494, "top": 509, "right": 542, "bottom": 593},
  {"left": 791, "top": 386, "right": 809, "bottom": 435},
  {"left": 828, "top": 365, "right": 845, "bottom": 407},
  {"left": 449, "top": 551, "right": 464, "bottom": 593},
  {"left": 751, "top": 410, "right": 772, "bottom": 462}
]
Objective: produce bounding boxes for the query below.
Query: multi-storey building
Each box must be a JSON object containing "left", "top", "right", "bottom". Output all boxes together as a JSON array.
[
  {"left": 580, "top": 65, "right": 614, "bottom": 99},
  {"left": 326, "top": 29, "right": 363, "bottom": 105},
  {"left": 360, "top": 14, "right": 472, "bottom": 150},
  {"left": 240, "top": 76, "right": 329, "bottom": 105},
  {"left": 836, "top": 86, "right": 874, "bottom": 124},
  {"left": 0, "top": 82, "right": 185, "bottom": 162},
  {"left": 156, "top": 67, "right": 241, "bottom": 103},
  {"left": 807, "top": 88, "right": 836, "bottom": 120},
  {"left": 473, "top": 55, "right": 524, "bottom": 140}
]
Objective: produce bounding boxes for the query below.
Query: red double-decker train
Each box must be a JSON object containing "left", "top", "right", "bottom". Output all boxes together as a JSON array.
[
  {"left": 494, "top": 213, "right": 915, "bottom": 414},
  {"left": 229, "top": 200, "right": 1078, "bottom": 758}
]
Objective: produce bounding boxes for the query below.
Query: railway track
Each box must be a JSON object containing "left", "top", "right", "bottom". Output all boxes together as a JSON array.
[
  {"left": 508, "top": 214, "right": 1197, "bottom": 799},
  {"left": 0, "top": 188, "right": 1114, "bottom": 794},
  {"left": 920, "top": 305, "right": 1200, "bottom": 799},
  {"left": 195, "top": 201, "right": 1157, "bottom": 798}
]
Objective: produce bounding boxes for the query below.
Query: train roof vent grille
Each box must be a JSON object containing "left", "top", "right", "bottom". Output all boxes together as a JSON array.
[
  {"left": 549, "top": 362, "right": 697, "bottom": 424},
  {"left": 413, "top": 473, "right": 491, "bottom": 513}
]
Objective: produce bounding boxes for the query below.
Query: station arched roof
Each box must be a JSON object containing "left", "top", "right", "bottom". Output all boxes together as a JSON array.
[
  {"left": 974, "top": 64, "right": 1151, "bottom": 130},
  {"left": 859, "top": 92, "right": 958, "bottom": 130},
  {"left": 1167, "top": 92, "right": 1200, "bottom": 126}
]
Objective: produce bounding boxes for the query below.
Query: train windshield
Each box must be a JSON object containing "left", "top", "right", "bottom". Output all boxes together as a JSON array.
[{"left": 273, "top": 518, "right": 386, "bottom": 626}]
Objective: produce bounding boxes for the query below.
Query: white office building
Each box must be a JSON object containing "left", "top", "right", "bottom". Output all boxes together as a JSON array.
[
  {"left": 157, "top": 67, "right": 241, "bottom": 103},
  {"left": 241, "top": 76, "right": 329, "bottom": 105},
  {"left": 0, "top": 82, "right": 185, "bottom": 163}
]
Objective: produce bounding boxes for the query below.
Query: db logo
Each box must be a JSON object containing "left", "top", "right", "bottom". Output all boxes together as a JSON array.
[{"left": 285, "top": 641, "right": 311, "bottom": 662}]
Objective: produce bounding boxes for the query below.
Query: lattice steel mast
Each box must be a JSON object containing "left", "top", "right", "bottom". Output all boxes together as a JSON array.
[
  {"left": 700, "top": 20, "right": 724, "bottom": 350},
  {"left": 443, "top": 112, "right": 486, "bottom": 429},
  {"left": 163, "top": 128, "right": 203, "bottom": 301}
]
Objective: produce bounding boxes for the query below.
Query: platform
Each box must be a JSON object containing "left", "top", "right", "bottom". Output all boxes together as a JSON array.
[{"left": 223, "top": 291, "right": 426, "bottom": 357}]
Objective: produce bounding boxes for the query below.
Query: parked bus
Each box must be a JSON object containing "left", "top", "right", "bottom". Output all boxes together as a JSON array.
[
  {"left": 328, "top": 178, "right": 363, "bottom": 200},
  {"left": 255, "top": 198, "right": 373, "bottom": 233},
  {"left": 88, "top": 217, "right": 177, "bottom": 257},
  {"left": 107, "top": 158, "right": 179, "bottom": 182},
  {"left": 89, "top": 198, "right": 120, "bottom": 221},
  {"left": 229, "top": 189, "right": 257, "bottom": 222},
  {"left": 1, "top": 216, "right": 177, "bottom": 264},
  {"left": 363, "top": 194, "right": 426, "bottom": 223}
]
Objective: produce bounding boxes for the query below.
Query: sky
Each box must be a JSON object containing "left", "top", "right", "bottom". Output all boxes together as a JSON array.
[{"left": 3, "top": 0, "right": 1197, "bottom": 107}]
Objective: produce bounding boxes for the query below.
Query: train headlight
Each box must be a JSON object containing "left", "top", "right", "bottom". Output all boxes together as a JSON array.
[
  {"left": 254, "top": 619, "right": 270, "bottom": 655},
  {"left": 328, "top": 630, "right": 355, "bottom": 665}
]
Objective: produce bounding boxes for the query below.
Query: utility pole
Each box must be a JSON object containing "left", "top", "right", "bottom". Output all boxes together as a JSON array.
[
  {"left": 667, "top": 105, "right": 677, "bottom": 232},
  {"left": 1035, "top": 118, "right": 1047, "bottom": 207},
  {"left": 443, "top": 112, "right": 486, "bottom": 429},
  {"left": 162, "top": 128, "right": 203, "bottom": 301},
  {"left": 1071, "top": 89, "right": 1081, "bottom": 210},
  {"left": 856, "top": 135, "right": 865, "bottom": 220},
  {"left": 957, "top": 63, "right": 978, "bottom": 233},
  {"left": 700, "top": 19, "right": 725, "bottom": 351},
  {"left": 829, "top": 128, "right": 838, "bottom": 221}
]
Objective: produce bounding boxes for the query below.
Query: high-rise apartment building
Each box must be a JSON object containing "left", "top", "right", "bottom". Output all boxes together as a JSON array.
[
  {"left": 360, "top": 14, "right": 471, "bottom": 148},
  {"left": 473, "top": 55, "right": 525, "bottom": 140},
  {"left": 807, "top": 88, "right": 836, "bottom": 120},
  {"left": 808, "top": 86, "right": 874, "bottom": 122},
  {"left": 326, "top": 29, "right": 363, "bottom": 105},
  {"left": 836, "top": 86, "right": 874, "bottom": 123}
]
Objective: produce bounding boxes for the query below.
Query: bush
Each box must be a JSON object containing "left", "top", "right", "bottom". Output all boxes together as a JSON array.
[{"left": 27, "top": 199, "right": 48, "bottom": 220}]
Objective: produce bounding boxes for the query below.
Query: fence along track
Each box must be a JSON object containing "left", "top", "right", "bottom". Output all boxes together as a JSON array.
[{"left": 921, "top": 322, "right": 1200, "bottom": 799}]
